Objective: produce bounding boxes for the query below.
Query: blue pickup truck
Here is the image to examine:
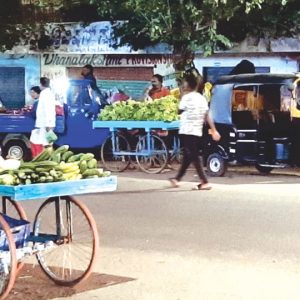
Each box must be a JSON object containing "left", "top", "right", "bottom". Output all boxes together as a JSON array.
[{"left": 0, "top": 80, "right": 110, "bottom": 160}]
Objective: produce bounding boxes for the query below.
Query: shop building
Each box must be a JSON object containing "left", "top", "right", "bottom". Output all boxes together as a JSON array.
[{"left": 0, "top": 21, "right": 299, "bottom": 108}]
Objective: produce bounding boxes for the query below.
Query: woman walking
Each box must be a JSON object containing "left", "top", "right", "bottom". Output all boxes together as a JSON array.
[{"left": 169, "top": 75, "right": 220, "bottom": 190}]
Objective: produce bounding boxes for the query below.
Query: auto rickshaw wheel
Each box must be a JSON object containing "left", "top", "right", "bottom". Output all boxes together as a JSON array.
[
  {"left": 255, "top": 165, "right": 274, "bottom": 174},
  {"left": 206, "top": 153, "right": 226, "bottom": 177}
]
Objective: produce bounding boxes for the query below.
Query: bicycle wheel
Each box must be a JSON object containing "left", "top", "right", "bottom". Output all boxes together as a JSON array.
[
  {"left": 0, "top": 214, "right": 17, "bottom": 300},
  {"left": 136, "top": 135, "right": 168, "bottom": 174},
  {"left": 33, "top": 196, "right": 99, "bottom": 286},
  {"left": 0, "top": 198, "right": 27, "bottom": 221},
  {"left": 100, "top": 134, "right": 131, "bottom": 172}
]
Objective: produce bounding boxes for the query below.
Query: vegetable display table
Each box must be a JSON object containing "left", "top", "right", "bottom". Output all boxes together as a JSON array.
[
  {"left": 93, "top": 121, "right": 181, "bottom": 174},
  {"left": 0, "top": 176, "right": 117, "bottom": 300}
]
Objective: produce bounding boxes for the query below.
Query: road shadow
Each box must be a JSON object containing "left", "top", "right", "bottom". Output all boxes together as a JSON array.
[
  {"left": 9, "top": 264, "right": 135, "bottom": 300},
  {"left": 115, "top": 169, "right": 300, "bottom": 186}
]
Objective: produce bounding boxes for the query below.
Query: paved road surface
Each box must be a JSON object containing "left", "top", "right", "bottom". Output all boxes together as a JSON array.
[{"left": 18, "top": 170, "right": 300, "bottom": 300}]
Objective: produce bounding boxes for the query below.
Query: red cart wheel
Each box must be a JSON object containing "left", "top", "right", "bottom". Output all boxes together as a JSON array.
[
  {"left": 0, "top": 214, "right": 17, "bottom": 300},
  {"left": 1, "top": 198, "right": 27, "bottom": 221},
  {"left": 33, "top": 196, "right": 99, "bottom": 286},
  {"left": 1, "top": 198, "right": 27, "bottom": 274}
]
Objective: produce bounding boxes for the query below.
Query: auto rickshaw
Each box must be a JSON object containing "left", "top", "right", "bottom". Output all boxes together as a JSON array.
[{"left": 204, "top": 73, "right": 300, "bottom": 176}]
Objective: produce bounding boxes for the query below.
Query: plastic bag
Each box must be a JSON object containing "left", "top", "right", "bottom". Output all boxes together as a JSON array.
[{"left": 45, "top": 130, "right": 58, "bottom": 143}]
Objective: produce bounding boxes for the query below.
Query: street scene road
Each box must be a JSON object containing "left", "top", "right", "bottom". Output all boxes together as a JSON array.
[
  {"left": 0, "top": 1, "right": 299, "bottom": 299},
  {"left": 14, "top": 169, "right": 300, "bottom": 300}
]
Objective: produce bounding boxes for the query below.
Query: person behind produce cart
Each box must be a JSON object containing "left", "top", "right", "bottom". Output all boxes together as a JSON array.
[
  {"left": 30, "top": 77, "right": 56, "bottom": 158},
  {"left": 169, "top": 74, "right": 221, "bottom": 190},
  {"left": 28, "top": 86, "right": 41, "bottom": 119},
  {"left": 81, "top": 64, "right": 109, "bottom": 108},
  {"left": 146, "top": 74, "right": 170, "bottom": 100},
  {"left": 145, "top": 74, "right": 171, "bottom": 137}
]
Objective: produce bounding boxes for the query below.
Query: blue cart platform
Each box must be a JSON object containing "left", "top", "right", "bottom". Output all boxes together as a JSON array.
[{"left": 0, "top": 176, "right": 117, "bottom": 201}]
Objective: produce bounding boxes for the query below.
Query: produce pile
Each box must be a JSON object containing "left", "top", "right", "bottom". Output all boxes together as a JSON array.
[
  {"left": 0, "top": 146, "right": 110, "bottom": 186},
  {"left": 99, "top": 95, "right": 179, "bottom": 122}
]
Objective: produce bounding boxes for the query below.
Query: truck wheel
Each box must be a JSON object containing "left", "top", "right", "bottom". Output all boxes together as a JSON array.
[
  {"left": 206, "top": 153, "right": 226, "bottom": 177},
  {"left": 3, "top": 140, "right": 31, "bottom": 161},
  {"left": 255, "top": 165, "right": 273, "bottom": 174}
]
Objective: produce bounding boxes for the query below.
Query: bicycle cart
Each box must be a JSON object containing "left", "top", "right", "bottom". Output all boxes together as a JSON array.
[
  {"left": 0, "top": 176, "right": 117, "bottom": 299},
  {"left": 93, "top": 121, "right": 181, "bottom": 174}
]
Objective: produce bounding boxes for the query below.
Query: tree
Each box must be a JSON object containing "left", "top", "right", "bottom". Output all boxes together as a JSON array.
[
  {"left": 91, "top": 0, "right": 299, "bottom": 71},
  {"left": 218, "top": 0, "right": 299, "bottom": 44},
  {"left": 0, "top": 0, "right": 100, "bottom": 51},
  {"left": 0, "top": 0, "right": 23, "bottom": 51},
  {"left": 0, "top": 0, "right": 298, "bottom": 69}
]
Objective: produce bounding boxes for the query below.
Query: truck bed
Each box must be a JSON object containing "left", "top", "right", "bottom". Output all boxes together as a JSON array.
[{"left": 0, "top": 114, "right": 65, "bottom": 134}]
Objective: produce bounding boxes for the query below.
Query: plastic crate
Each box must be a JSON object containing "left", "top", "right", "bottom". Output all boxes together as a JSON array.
[{"left": 0, "top": 214, "right": 30, "bottom": 251}]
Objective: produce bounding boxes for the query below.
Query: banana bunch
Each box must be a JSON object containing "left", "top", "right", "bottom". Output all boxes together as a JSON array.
[{"left": 0, "top": 145, "right": 111, "bottom": 186}]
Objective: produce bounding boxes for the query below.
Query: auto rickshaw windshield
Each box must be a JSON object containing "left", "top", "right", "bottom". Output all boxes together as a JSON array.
[{"left": 210, "top": 83, "right": 233, "bottom": 125}]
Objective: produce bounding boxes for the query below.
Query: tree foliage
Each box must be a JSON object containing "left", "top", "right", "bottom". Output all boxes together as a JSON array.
[
  {"left": 0, "top": 0, "right": 298, "bottom": 68},
  {"left": 91, "top": 0, "right": 299, "bottom": 69}
]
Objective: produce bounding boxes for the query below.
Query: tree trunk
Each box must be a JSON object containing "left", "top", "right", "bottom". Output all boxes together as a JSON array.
[{"left": 172, "top": 43, "right": 202, "bottom": 88}]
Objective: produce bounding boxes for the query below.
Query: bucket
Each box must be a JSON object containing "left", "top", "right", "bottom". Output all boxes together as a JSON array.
[{"left": 275, "top": 143, "right": 289, "bottom": 161}]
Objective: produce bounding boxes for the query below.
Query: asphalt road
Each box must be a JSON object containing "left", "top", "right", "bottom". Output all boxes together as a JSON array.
[{"left": 18, "top": 170, "right": 300, "bottom": 300}]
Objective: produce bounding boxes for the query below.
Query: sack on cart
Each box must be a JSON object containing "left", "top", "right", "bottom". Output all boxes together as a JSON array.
[{"left": 0, "top": 214, "right": 30, "bottom": 250}]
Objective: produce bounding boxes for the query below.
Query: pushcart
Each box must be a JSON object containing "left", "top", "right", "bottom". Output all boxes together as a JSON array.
[
  {"left": 93, "top": 121, "right": 181, "bottom": 174},
  {"left": 0, "top": 176, "right": 117, "bottom": 299}
]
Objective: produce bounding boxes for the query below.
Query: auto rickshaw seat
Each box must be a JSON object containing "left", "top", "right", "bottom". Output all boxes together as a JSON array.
[
  {"left": 272, "top": 112, "right": 291, "bottom": 138},
  {"left": 232, "top": 111, "right": 256, "bottom": 129}
]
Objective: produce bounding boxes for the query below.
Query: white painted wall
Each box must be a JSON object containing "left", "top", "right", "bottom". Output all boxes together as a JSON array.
[{"left": 194, "top": 55, "right": 299, "bottom": 75}]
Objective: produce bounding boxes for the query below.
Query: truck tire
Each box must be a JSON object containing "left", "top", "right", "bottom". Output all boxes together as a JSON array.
[
  {"left": 3, "top": 140, "right": 31, "bottom": 161},
  {"left": 206, "top": 153, "right": 227, "bottom": 177}
]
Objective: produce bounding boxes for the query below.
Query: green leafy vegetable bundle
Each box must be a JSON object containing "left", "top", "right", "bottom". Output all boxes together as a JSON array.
[{"left": 99, "top": 96, "right": 179, "bottom": 122}]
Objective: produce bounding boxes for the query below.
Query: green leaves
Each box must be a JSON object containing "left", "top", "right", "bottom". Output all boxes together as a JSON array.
[
  {"left": 92, "top": 0, "right": 298, "bottom": 62},
  {"left": 99, "top": 96, "right": 180, "bottom": 122},
  {"left": 1, "top": 0, "right": 298, "bottom": 70}
]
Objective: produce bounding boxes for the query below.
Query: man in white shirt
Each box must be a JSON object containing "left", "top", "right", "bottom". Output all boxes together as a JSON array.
[{"left": 30, "top": 77, "right": 56, "bottom": 157}]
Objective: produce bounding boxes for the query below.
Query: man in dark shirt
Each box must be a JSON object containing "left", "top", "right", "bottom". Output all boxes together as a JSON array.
[
  {"left": 81, "top": 64, "right": 108, "bottom": 108},
  {"left": 81, "top": 64, "right": 100, "bottom": 92}
]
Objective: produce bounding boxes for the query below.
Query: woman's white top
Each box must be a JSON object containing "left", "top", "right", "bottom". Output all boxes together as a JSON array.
[{"left": 179, "top": 91, "right": 209, "bottom": 137}]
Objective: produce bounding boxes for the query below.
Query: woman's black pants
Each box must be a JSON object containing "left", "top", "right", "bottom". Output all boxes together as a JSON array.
[{"left": 175, "top": 134, "right": 208, "bottom": 183}]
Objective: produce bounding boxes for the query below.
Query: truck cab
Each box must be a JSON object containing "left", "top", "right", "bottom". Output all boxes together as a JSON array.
[{"left": 0, "top": 79, "right": 110, "bottom": 160}]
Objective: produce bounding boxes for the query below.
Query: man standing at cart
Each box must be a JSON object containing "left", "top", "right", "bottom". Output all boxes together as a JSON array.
[
  {"left": 30, "top": 77, "right": 56, "bottom": 157},
  {"left": 146, "top": 74, "right": 170, "bottom": 100}
]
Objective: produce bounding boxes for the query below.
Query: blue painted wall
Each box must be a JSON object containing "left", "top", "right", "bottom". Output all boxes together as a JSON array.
[{"left": 0, "top": 54, "right": 40, "bottom": 108}]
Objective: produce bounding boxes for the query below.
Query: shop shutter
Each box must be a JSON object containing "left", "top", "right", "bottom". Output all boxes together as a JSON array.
[{"left": 0, "top": 67, "right": 25, "bottom": 109}]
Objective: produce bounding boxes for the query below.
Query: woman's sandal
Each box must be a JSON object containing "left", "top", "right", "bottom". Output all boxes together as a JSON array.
[
  {"left": 169, "top": 178, "right": 180, "bottom": 188},
  {"left": 193, "top": 183, "right": 212, "bottom": 191}
]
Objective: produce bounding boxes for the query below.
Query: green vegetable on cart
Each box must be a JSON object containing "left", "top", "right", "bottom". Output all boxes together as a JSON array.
[
  {"left": 0, "top": 145, "right": 111, "bottom": 186},
  {"left": 98, "top": 95, "right": 179, "bottom": 122}
]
